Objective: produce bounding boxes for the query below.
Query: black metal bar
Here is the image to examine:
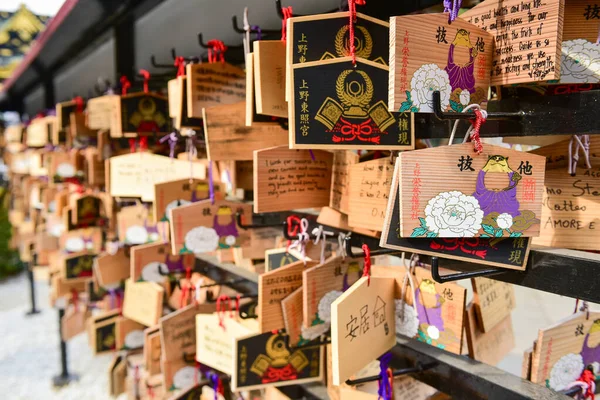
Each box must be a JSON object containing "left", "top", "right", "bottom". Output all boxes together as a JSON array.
[
  {"left": 391, "top": 336, "right": 568, "bottom": 400},
  {"left": 344, "top": 233, "right": 400, "bottom": 258},
  {"left": 52, "top": 306, "right": 78, "bottom": 387},
  {"left": 432, "top": 91, "right": 524, "bottom": 121},
  {"left": 430, "top": 256, "right": 506, "bottom": 283},
  {"left": 236, "top": 212, "right": 281, "bottom": 230},
  {"left": 25, "top": 260, "right": 40, "bottom": 316},
  {"left": 345, "top": 362, "right": 438, "bottom": 386},
  {"left": 114, "top": 13, "right": 136, "bottom": 83}
]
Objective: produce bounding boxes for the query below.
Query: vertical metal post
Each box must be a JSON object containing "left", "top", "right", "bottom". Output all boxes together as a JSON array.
[
  {"left": 25, "top": 253, "right": 40, "bottom": 316},
  {"left": 52, "top": 300, "right": 78, "bottom": 387},
  {"left": 114, "top": 14, "right": 136, "bottom": 84}
]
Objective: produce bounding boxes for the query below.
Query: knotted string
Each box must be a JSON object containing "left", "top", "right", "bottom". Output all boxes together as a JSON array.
[
  {"left": 139, "top": 69, "right": 150, "bottom": 93},
  {"left": 337, "top": 232, "right": 348, "bottom": 259},
  {"left": 120, "top": 76, "right": 131, "bottom": 95},
  {"left": 448, "top": 104, "right": 486, "bottom": 154},
  {"left": 207, "top": 40, "right": 227, "bottom": 63},
  {"left": 311, "top": 225, "right": 333, "bottom": 263},
  {"left": 399, "top": 253, "right": 419, "bottom": 321},
  {"left": 174, "top": 56, "right": 186, "bottom": 77},
  {"left": 362, "top": 244, "right": 371, "bottom": 286},
  {"left": 443, "top": 0, "right": 462, "bottom": 23},
  {"left": 288, "top": 218, "right": 310, "bottom": 262},
  {"left": 159, "top": 132, "right": 178, "bottom": 159},
  {"left": 286, "top": 215, "right": 301, "bottom": 251},
  {"left": 139, "top": 136, "right": 148, "bottom": 152},
  {"left": 129, "top": 138, "right": 137, "bottom": 153},
  {"left": 73, "top": 96, "right": 84, "bottom": 113},
  {"left": 216, "top": 294, "right": 232, "bottom": 330},
  {"left": 252, "top": 25, "right": 262, "bottom": 40},
  {"left": 568, "top": 135, "right": 592, "bottom": 176},
  {"left": 281, "top": 7, "right": 293, "bottom": 41},
  {"left": 71, "top": 289, "right": 79, "bottom": 311},
  {"left": 377, "top": 352, "right": 393, "bottom": 400},
  {"left": 185, "top": 131, "right": 198, "bottom": 180},
  {"left": 348, "top": 0, "right": 366, "bottom": 64}
]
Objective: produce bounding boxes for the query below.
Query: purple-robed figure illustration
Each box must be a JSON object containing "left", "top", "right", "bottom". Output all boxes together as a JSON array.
[
  {"left": 415, "top": 280, "right": 445, "bottom": 331},
  {"left": 213, "top": 206, "right": 239, "bottom": 240},
  {"left": 164, "top": 254, "right": 185, "bottom": 272},
  {"left": 581, "top": 320, "right": 600, "bottom": 368},
  {"left": 444, "top": 29, "right": 476, "bottom": 93},
  {"left": 472, "top": 155, "right": 522, "bottom": 217}
]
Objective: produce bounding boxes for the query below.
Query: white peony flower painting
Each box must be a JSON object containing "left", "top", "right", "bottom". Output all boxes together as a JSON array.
[
  {"left": 317, "top": 290, "right": 343, "bottom": 324},
  {"left": 561, "top": 39, "right": 600, "bottom": 83},
  {"left": 400, "top": 64, "right": 452, "bottom": 113},
  {"left": 125, "top": 225, "right": 149, "bottom": 245},
  {"left": 548, "top": 353, "right": 584, "bottom": 391},
  {"left": 184, "top": 226, "right": 219, "bottom": 254},
  {"left": 412, "top": 191, "right": 483, "bottom": 238},
  {"left": 124, "top": 330, "right": 145, "bottom": 349},
  {"left": 395, "top": 300, "right": 419, "bottom": 338},
  {"left": 141, "top": 262, "right": 168, "bottom": 283},
  {"left": 172, "top": 366, "right": 199, "bottom": 390}
]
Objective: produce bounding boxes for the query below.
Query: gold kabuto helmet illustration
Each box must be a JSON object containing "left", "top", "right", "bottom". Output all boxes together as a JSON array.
[
  {"left": 336, "top": 69, "right": 374, "bottom": 117},
  {"left": 334, "top": 25, "right": 373, "bottom": 59}
]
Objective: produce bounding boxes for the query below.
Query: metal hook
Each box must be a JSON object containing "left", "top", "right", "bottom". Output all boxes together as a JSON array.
[
  {"left": 231, "top": 15, "right": 279, "bottom": 34},
  {"left": 150, "top": 55, "right": 175, "bottom": 69},
  {"left": 171, "top": 48, "right": 199, "bottom": 63},
  {"left": 345, "top": 362, "right": 438, "bottom": 386},
  {"left": 198, "top": 33, "right": 244, "bottom": 51},
  {"left": 276, "top": 0, "right": 341, "bottom": 18},
  {"left": 236, "top": 212, "right": 281, "bottom": 230},
  {"left": 430, "top": 257, "right": 505, "bottom": 283},
  {"left": 344, "top": 233, "right": 399, "bottom": 258},
  {"left": 432, "top": 91, "right": 524, "bottom": 121}
]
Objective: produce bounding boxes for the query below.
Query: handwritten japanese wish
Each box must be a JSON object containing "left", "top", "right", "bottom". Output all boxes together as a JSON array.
[
  {"left": 472, "top": 277, "right": 515, "bottom": 332},
  {"left": 465, "top": 304, "right": 515, "bottom": 366},
  {"left": 253, "top": 146, "right": 333, "bottom": 213},
  {"left": 331, "top": 276, "right": 396, "bottom": 385},
  {"left": 399, "top": 143, "right": 546, "bottom": 238},
  {"left": 122, "top": 279, "right": 164, "bottom": 327},
  {"left": 461, "top": 0, "right": 564, "bottom": 85},
  {"left": 389, "top": 13, "right": 493, "bottom": 112}
]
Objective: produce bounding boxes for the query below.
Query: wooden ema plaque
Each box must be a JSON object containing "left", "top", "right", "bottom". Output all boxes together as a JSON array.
[
  {"left": 59, "top": 227, "right": 102, "bottom": 254},
  {"left": 4, "top": 124, "right": 23, "bottom": 143},
  {"left": 331, "top": 276, "right": 396, "bottom": 385},
  {"left": 264, "top": 248, "right": 303, "bottom": 272},
  {"left": 123, "top": 279, "right": 164, "bottom": 327},
  {"left": 381, "top": 159, "right": 530, "bottom": 270},
  {"left": 203, "top": 102, "right": 288, "bottom": 161},
  {"left": 154, "top": 178, "right": 223, "bottom": 223},
  {"left": 330, "top": 151, "right": 360, "bottom": 214},
  {"left": 130, "top": 241, "right": 193, "bottom": 282},
  {"left": 472, "top": 277, "right": 516, "bottom": 332},
  {"left": 186, "top": 62, "right": 246, "bottom": 118},
  {"left": 399, "top": 143, "right": 546, "bottom": 238},
  {"left": 173, "top": 76, "right": 203, "bottom": 130},
  {"left": 70, "top": 194, "right": 104, "bottom": 226},
  {"left": 464, "top": 304, "right": 515, "bottom": 366},
  {"left": 168, "top": 199, "right": 252, "bottom": 255},
  {"left": 108, "top": 153, "right": 206, "bottom": 202},
  {"left": 94, "top": 248, "right": 130, "bottom": 289},
  {"left": 26, "top": 116, "right": 55, "bottom": 147},
  {"left": 115, "top": 316, "right": 146, "bottom": 350},
  {"left": 290, "top": 57, "right": 414, "bottom": 150},
  {"left": 348, "top": 158, "right": 394, "bottom": 232},
  {"left": 56, "top": 100, "right": 77, "bottom": 132},
  {"left": 287, "top": 12, "right": 391, "bottom": 101},
  {"left": 461, "top": 0, "right": 564, "bottom": 85},
  {"left": 554, "top": 0, "right": 600, "bottom": 84},
  {"left": 90, "top": 311, "right": 120, "bottom": 355},
  {"left": 253, "top": 146, "right": 334, "bottom": 213},
  {"left": 160, "top": 303, "right": 216, "bottom": 391},
  {"left": 281, "top": 287, "right": 304, "bottom": 346},
  {"left": 232, "top": 330, "right": 322, "bottom": 391},
  {"left": 62, "top": 251, "right": 97, "bottom": 282},
  {"left": 87, "top": 93, "right": 170, "bottom": 138},
  {"left": 531, "top": 312, "right": 600, "bottom": 391},
  {"left": 302, "top": 256, "right": 364, "bottom": 331},
  {"left": 144, "top": 326, "right": 162, "bottom": 376},
  {"left": 254, "top": 41, "right": 288, "bottom": 119},
  {"left": 195, "top": 313, "right": 256, "bottom": 375},
  {"left": 388, "top": 14, "right": 493, "bottom": 113},
  {"left": 258, "top": 260, "right": 318, "bottom": 333},
  {"left": 533, "top": 167, "right": 600, "bottom": 250}
]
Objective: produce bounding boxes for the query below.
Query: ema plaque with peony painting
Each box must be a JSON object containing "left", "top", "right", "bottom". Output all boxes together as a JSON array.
[
  {"left": 399, "top": 143, "right": 546, "bottom": 239},
  {"left": 388, "top": 13, "right": 493, "bottom": 113},
  {"left": 168, "top": 199, "right": 252, "bottom": 256},
  {"left": 530, "top": 312, "right": 600, "bottom": 393}
]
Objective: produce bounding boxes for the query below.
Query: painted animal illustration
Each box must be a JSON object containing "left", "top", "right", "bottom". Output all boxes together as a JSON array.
[
  {"left": 472, "top": 155, "right": 521, "bottom": 217},
  {"left": 445, "top": 29, "right": 476, "bottom": 93}
]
